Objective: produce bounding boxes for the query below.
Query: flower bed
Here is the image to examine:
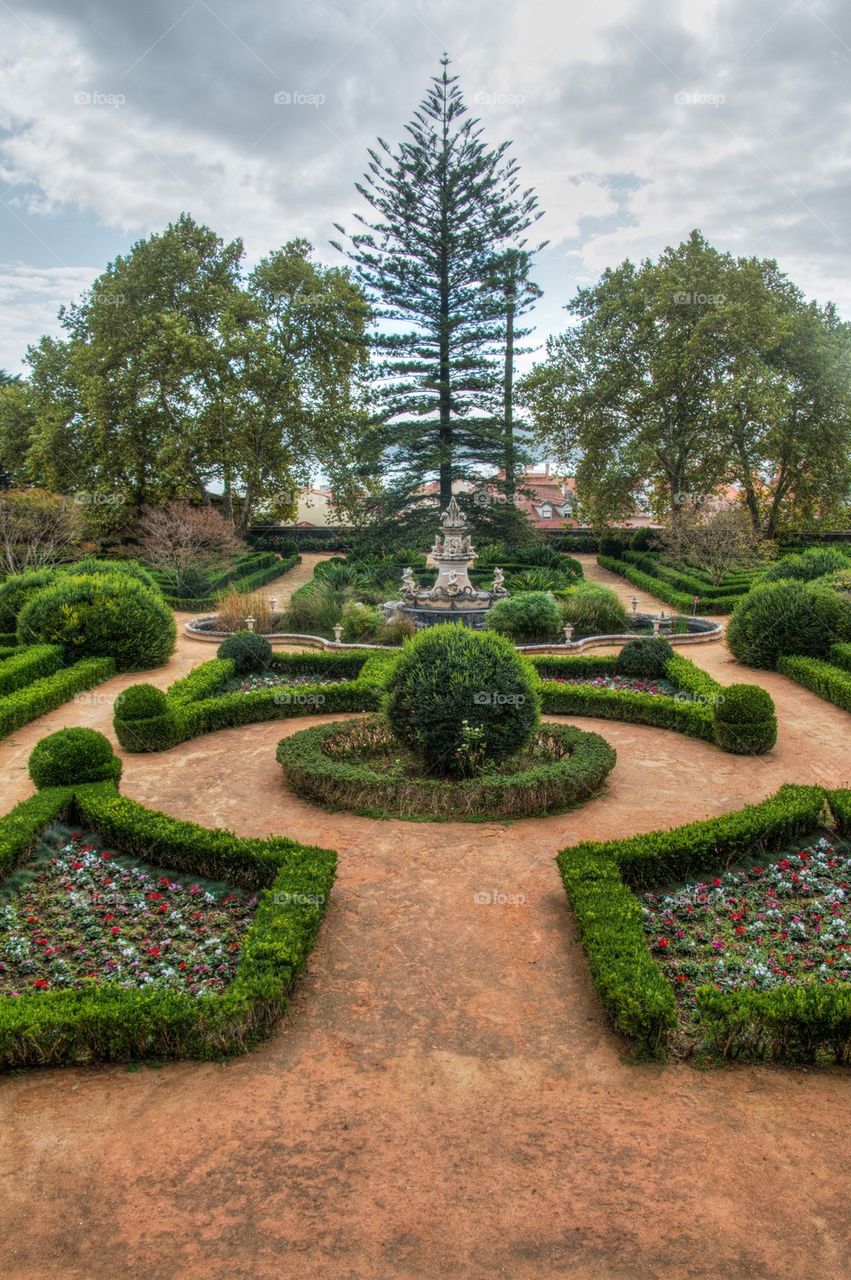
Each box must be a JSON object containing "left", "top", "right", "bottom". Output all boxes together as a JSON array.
[
  {"left": 114, "top": 650, "right": 392, "bottom": 752},
  {"left": 0, "top": 828, "right": 258, "bottom": 998},
  {"left": 0, "top": 748, "right": 336, "bottom": 1068},
  {"left": 642, "top": 838, "right": 851, "bottom": 1020},
  {"left": 557, "top": 785, "right": 851, "bottom": 1063},
  {"left": 277, "top": 716, "right": 616, "bottom": 820},
  {"left": 551, "top": 673, "right": 678, "bottom": 697},
  {"left": 221, "top": 671, "right": 353, "bottom": 696}
]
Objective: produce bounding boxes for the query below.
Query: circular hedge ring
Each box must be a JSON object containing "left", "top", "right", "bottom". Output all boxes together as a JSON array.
[{"left": 276, "top": 716, "right": 616, "bottom": 821}]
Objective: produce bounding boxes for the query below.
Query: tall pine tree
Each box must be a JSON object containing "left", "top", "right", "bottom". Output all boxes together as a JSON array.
[{"left": 333, "top": 56, "right": 542, "bottom": 510}]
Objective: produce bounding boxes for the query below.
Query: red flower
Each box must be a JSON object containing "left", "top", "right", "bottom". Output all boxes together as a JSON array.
[
  {"left": 111, "top": 926, "right": 121, "bottom": 935},
  {"left": 657, "top": 937, "right": 669, "bottom": 948},
  {"left": 33, "top": 979, "right": 50, "bottom": 989}
]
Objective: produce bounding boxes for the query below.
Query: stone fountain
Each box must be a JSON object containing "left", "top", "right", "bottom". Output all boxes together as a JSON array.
[{"left": 389, "top": 496, "right": 507, "bottom": 629}]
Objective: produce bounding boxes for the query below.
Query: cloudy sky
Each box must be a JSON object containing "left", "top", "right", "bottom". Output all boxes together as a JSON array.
[{"left": 1, "top": 0, "right": 849, "bottom": 373}]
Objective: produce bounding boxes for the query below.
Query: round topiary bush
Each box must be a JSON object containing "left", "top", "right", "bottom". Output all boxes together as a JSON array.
[
  {"left": 216, "top": 629, "right": 273, "bottom": 673},
  {"left": 28, "top": 728, "right": 122, "bottom": 789},
  {"left": 385, "top": 623, "right": 541, "bottom": 778},
  {"left": 112, "top": 683, "right": 178, "bottom": 751},
  {"left": 713, "top": 683, "right": 777, "bottom": 754},
  {"left": 0, "top": 567, "right": 62, "bottom": 632},
  {"left": 726, "top": 580, "right": 851, "bottom": 669},
  {"left": 483, "top": 591, "right": 562, "bottom": 643},
  {"left": 616, "top": 636, "right": 674, "bottom": 678},
  {"left": 17, "top": 573, "right": 177, "bottom": 671}
]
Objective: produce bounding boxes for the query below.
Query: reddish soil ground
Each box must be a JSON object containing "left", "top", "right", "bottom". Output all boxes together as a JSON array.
[{"left": 0, "top": 554, "right": 849, "bottom": 1279}]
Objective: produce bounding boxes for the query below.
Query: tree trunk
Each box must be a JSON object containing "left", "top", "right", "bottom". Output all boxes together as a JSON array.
[{"left": 504, "top": 284, "right": 516, "bottom": 501}]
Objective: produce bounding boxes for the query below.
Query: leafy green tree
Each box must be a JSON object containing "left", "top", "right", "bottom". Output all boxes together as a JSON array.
[
  {"left": 483, "top": 247, "right": 542, "bottom": 501},
  {"left": 0, "top": 378, "right": 35, "bottom": 486},
  {"left": 333, "top": 56, "right": 543, "bottom": 510}
]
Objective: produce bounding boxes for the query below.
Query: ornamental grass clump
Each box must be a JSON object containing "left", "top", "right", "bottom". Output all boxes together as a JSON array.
[
  {"left": 385, "top": 623, "right": 540, "bottom": 778},
  {"left": 483, "top": 591, "right": 562, "bottom": 643}
]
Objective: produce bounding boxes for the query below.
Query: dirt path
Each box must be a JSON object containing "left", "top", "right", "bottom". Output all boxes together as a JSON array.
[{"left": 0, "top": 552, "right": 850, "bottom": 1280}]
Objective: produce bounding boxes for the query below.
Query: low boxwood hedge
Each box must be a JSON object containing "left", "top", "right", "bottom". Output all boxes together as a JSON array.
[
  {"left": 712, "top": 683, "right": 778, "bottom": 755},
  {"left": 0, "top": 657, "right": 116, "bottom": 740},
  {"left": 557, "top": 785, "right": 840, "bottom": 1060},
  {"left": 276, "top": 717, "right": 616, "bottom": 820},
  {"left": 0, "top": 644, "right": 63, "bottom": 696},
  {"left": 161, "top": 553, "right": 300, "bottom": 610},
  {"left": 0, "top": 775, "right": 336, "bottom": 1069},
  {"left": 597, "top": 555, "right": 746, "bottom": 614},
  {"left": 777, "top": 654, "right": 851, "bottom": 714},
  {"left": 114, "top": 650, "right": 388, "bottom": 752}
]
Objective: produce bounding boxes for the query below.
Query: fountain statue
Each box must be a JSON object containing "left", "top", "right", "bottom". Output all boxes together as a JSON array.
[{"left": 386, "top": 496, "right": 507, "bottom": 629}]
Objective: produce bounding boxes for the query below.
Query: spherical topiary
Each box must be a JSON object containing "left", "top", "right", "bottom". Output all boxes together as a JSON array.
[
  {"left": 216, "top": 630, "right": 273, "bottom": 674},
  {"left": 385, "top": 623, "right": 541, "bottom": 778},
  {"left": 616, "top": 636, "right": 674, "bottom": 678},
  {"left": 713, "top": 683, "right": 777, "bottom": 754},
  {"left": 483, "top": 591, "right": 562, "bottom": 643},
  {"left": 28, "top": 728, "right": 122, "bottom": 789},
  {"left": 726, "top": 580, "right": 851, "bottom": 669},
  {"left": 17, "top": 573, "right": 177, "bottom": 671},
  {"left": 0, "top": 567, "right": 62, "bottom": 632},
  {"left": 112, "top": 683, "right": 178, "bottom": 752}
]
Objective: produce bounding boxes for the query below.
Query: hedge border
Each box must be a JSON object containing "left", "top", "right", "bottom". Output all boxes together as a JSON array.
[
  {"left": 159, "top": 553, "right": 300, "bottom": 611},
  {"left": 0, "top": 657, "right": 116, "bottom": 740},
  {"left": 621, "top": 550, "right": 760, "bottom": 598},
  {"left": 113, "top": 650, "right": 391, "bottom": 752},
  {"left": 0, "top": 644, "right": 64, "bottom": 697},
  {"left": 556, "top": 784, "right": 851, "bottom": 1062},
  {"left": 0, "top": 779, "right": 336, "bottom": 1068},
  {"left": 777, "top": 654, "right": 851, "bottom": 714},
  {"left": 276, "top": 717, "right": 617, "bottom": 820},
  {"left": 598, "top": 554, "right": 747, "bottom": 614}
]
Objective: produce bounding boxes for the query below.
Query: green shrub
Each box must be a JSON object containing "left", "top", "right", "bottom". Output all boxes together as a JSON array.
[
  {"left": 0, "top": 644, "right": 63, "bottom": 696},
  {"left": 340, "top": 600, "right": 383, "bottom": 642},
  {"left": 713, "top": 683, "right": 777, "bottom": 754},
  {"left": 112, "top": 683, "right": 179, "bottom": 752},
  {"left": 763, "top": 546, "right": 849, "bottom": 583},
  {"left": 597, "top": 555, "right": 744, "bottom": 613},
  {"left": 374, "top": 615, "right": 416, "bottom": 646},
  {"left": 0, "top": 658, "right": 115, "bottom": 740},
  {"left": 776, "top": 655, "right": 851, "bottom": 714},
  {"left": 560, "top": 581, "right": 630, "bottom": 637},
  {"left": 216, "top": 630, "right": 273, "bottom": 674},
  {"left": 385, "top": 624, "right": 540, "bottom": 778},
  {"left": 726, "top": 580, "right": 851, "bottom": 669},
  {"left": 17, "top": 573, "right": 177, "bottom": 671},
  {"left": 0, "top": 568, "right": 60, "bottom": 631},
  {"left": 830, "top": 642, "right": 851, "bottom": 673},
  {"left": 174, "top": 566, "right": 213, "bottom": 600},
  {"left": 277, "top": 717, "right": 615, "bottom": 819},
  {"left": 28, "top": 728, "right": 122, "bottom": 788},
  {"left": 616, "top": 636, "right": 674, "bottom": 678},
  {"left": 69, "top": 557, "right": 159, "bottom": 591},
  {"left": 484, "top": 591, "right": 562, "bottom": 643}
]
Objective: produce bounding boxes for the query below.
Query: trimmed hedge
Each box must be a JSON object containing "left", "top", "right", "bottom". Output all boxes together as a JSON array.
[
  {"left": 621, "top": 551, "right": 757, "bottom": 598},
  {"left": 0, "top": 657, "right": 115, "bottom": 740},
  {"left": 0, "top": 644, "right": 63, "bottom": 696},
  {"left": 114, "top": 650, "right": 387, "bottom": 752},
  {"left": 0, "top": 779, "right": 336, "bottom": 1068},
  {"left": 712, "top": 683, "right": 778, "bottom": 755},
  {"left": 531, "top": 653, "right": 721, "bottom": 744},
  {"left": 557, "top": 785, "right": 838, "bottom": 1060},
  {"left": 830, "top": 643, "right": 851, "bottom": 674},
  {"left": 777, "top": 655, "right": 851, "bottom": 714},
  {"left": 161, "top": 553, "right": 300, "bottom": 610},
  {"left": 598, "top": 555, "right": 745, "bottom": 614},
  {"left": 277, "top": 717, "right": 616, "bottom": 819}
]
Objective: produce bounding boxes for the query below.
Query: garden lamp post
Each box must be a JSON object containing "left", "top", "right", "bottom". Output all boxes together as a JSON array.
[
  {"left": 631, "top": 596, "right": 638, "bottom": 614},
  {"left": 268, "top": 596, "right": 277, "bottom": 614},
  {"left": 245, "top": 615, "right": 256, "bottom": 632},
  {"left": 333, "top": 623, "right": 343, "bottom": 645},
  {"left": 652, "top": 617, "right": 661, "bottom": 636}
]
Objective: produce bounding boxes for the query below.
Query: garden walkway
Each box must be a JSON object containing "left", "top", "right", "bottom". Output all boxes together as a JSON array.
[{"left": 0, "top": 553, "right": 849, "bottom": 1280}]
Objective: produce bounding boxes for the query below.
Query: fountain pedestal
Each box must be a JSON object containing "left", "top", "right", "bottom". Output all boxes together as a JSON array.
[{"left": 393, "top": 497, "right": 506, "bottom": 630}]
